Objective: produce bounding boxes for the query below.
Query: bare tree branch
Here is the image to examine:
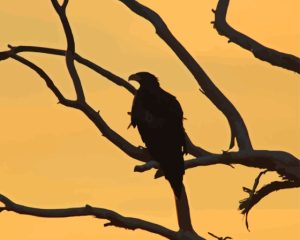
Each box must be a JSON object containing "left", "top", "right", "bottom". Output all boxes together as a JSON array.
[
  {"left": 77, "top": 102, "right": 151, "bottom": 161},
  {"left": 0, "top": 194, "right": 182, "bottom": 240},
  {"left": 5, "top": 44, "right": 137, "bottom": 95},
  {"left": 240, "top": 170, "right": 268, "bottom": 230},
  {"left": 185, "top": 150, "right": 300, "bottom": 182},
  {"left": 118, "top": 0, "right": 252, "bottom": 151},
  {"left": 185, "top": 134, "right": 212, "bottom": 156},
  {"left": 51, "top": 0, "right": 85, "bottom": 101},
  {"left": 239, "top": 180, "right": 299, "bottom": 230},
  {"left": 61, "top": 0, "right": 69, "bottom": 11},
  {"left": 212, "top": 0, "right": 300, "bottom": 74},
  {"left": 134, "top": 160, "right": 159, "bottom": 172},
  {"left": 11, "top": 55, "right": 75, "bottom": 107},
  {"left": 138, "top": 150, "right": 300, "bottom": 184},
  {"left": 208, "top": 232, "right": 232, "bottom": 240}
]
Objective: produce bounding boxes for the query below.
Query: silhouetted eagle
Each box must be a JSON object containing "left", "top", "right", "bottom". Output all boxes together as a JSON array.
[{"left": 129, "top": 72, "right": 186, "bottom": 198}]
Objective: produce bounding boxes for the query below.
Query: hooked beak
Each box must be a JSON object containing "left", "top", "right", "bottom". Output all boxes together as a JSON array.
[{"left": 128, "top": 73, "right": 141, "bottom": 82}]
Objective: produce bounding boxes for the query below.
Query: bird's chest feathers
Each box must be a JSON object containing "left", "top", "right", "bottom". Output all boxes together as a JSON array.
[{"left": 133, "top": 90, "right": 166, "bottom": 129}]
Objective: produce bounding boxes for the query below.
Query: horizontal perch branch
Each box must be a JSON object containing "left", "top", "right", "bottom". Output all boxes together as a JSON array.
[
  {"left": 0, "top": 194, "right": 207, "bottom": 240},
  {"left": 138, "top": 150, "right": 300, "bottom": 183},
  {"left": 186, "top": 150, "right": 300, "bottom": 182}
]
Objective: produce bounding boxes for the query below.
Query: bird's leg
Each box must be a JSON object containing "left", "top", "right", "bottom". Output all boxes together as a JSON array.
[{"left": 175, "top": 184, "right": 194, "bottom": 232}]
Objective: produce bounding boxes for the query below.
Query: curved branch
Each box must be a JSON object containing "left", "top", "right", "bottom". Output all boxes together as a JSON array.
[
  {"left": 185, "top": 134, "right": 212, "bottom": 156},
  {"left": 185, "top": 150, "right": 300, "bottom": 182},
  {"left": 213, "top": 0, "right": 300, "bottom": 74},
  {"left": 77, "top": 102, "right": 151, "bottom": 161},
  {"left": 0, "top": 194, "right": 180, "bottom": 240},
  {"left": 6, "top": 45, "right": 137, "bottom": 95},
  {"left": 118, "top": 0, "right": 252, "bottom": 151},
  {"left": 208, "top": 232, "right": 232, "bottom": 240},
  {"left": 11, "top": 55, "right": 76, "bottom": 108},
  {"left": 239, "top": 180, "right": 299, "bottom": 230},
  {"left": 239, "top": 180, "right": 299, "bottom": 214},
  {"left": 51, "top": 0, "right": 85, "bottom": 101}
]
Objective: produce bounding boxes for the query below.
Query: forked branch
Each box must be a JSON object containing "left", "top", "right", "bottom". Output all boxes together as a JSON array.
[
  {"left": 6, "top": 44, "right": 137, "bottom": 94},
  {"left": 212, "top": 0, "right": 300, "bottom": 73},
  {"left": 239, "top": 179, "right": 299, "bottom": 230}
]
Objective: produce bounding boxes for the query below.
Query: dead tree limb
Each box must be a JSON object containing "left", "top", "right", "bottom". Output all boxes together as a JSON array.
[
  {"left": 0, "top": 194, "right": 183, "bottom": 240},
  {"left": 208, "top": 232, "right": 232, "bottom": 240},
  {"left": 239, "top": 180, "right": 299, "bottom": 230},
  {"left": 5, "top": 44, "right": 137, "bottom": 95},
  {"left": 212, "top": 0, "right": 300, "bottom": 74},
  {"left": 51, "top": 0, "right": 85, "bottom": 101},
  {"left": 184, "top": 150, "right": 300, "bottom": 183}
]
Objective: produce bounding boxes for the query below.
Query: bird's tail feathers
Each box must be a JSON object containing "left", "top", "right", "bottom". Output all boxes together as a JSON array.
[
  {"left": 169, "top": 177, "right": 184, "bottom": 199},
  {"left": 161, "top": 159, "right": 184, "bottom": 199}
]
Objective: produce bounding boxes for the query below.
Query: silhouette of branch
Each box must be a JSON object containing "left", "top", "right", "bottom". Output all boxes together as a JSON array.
[
  {"left": 51, "top": 0, "right": 85, "bottom": 101},
  {"left": 0, "top": 194, "right": 207, "bottom": 240},
  {"left": 0, "top": 194, "right": 182, "bottom": 240},
  {"left": 208, "top": 232, "right": 232, "bottom": 240},
  {"left": 239, "top": 170, "right": 268, "bottom": 230},
  {"left": 185, "top": 133, "right": 212, "bottom": 156},
  {"left": 139, "top": 150, "right": 299, "bottom": 184},
  {"left": 11, "top": 55, "right": 76, "bottom": 108},
  {"left": 61, "top": 0, "right": 69, "bottom": 11},
  {"left": 118, "top": 0, "right": 252, "bottom": 151},
  {"left": 212, "top": 0, "right": 300, "bottom": 74},
  {"left": 4, "top": 45, "right": 137, "bottom": 95},
  {"left": 134, "top": 160, "right": 159, "bottom": 172},
  {"left": 185, "top": 150, "right": 300, "bottom": 182},
  {"left": 239, "top": 180, "right": 299, "bottom": 230}
]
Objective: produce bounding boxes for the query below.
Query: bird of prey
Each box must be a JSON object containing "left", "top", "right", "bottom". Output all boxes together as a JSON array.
[{"left": 128, "top": 72, "right": 186, "bottom": 198}]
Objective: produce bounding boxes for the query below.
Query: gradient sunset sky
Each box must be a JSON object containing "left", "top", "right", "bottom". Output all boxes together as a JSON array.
[{"left": 0, "top": 1, "right": 299, "bottom": 239}]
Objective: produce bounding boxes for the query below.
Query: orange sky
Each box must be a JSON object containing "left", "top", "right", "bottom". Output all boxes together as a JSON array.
[{"left": 0, "top": 1, "right": 299, "bottom": 239}]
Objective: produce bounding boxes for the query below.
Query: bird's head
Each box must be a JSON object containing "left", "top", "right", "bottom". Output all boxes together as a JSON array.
[{"left": 128, "top": 72, "right": 159, "bottom": 89}]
